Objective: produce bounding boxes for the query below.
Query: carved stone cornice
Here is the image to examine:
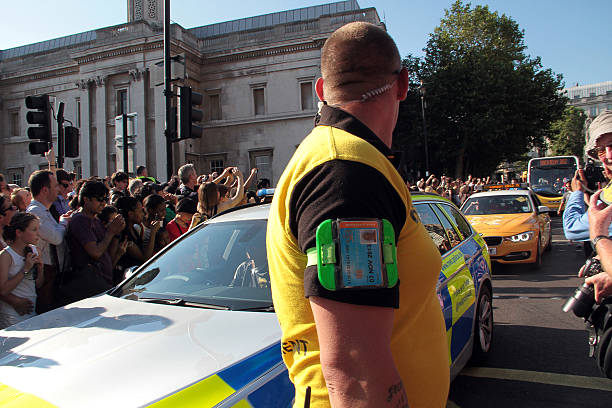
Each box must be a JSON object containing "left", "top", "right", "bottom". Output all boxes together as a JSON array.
[
  {"left": 129, "top": 68, "right": 147, "bottom": 82},
  {"left": 1, "top": 66, "right": 80, "bottom": 85},
  {"left": 75, "top": 79, "right": 90, "bottom": 90},
  {"left": 204, "top": 40, "right": 322, "bottom": 65},
  {"left": 94, "top": 75, "right": 106, "bottom": 86},
  {"left": 75, "top": 42, "right": 163, "bottom": 65}
]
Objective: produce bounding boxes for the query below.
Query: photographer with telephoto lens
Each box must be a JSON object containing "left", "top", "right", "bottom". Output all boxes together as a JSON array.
[{"left": 563, "top": 110, "right": 612, "bottom": 378}]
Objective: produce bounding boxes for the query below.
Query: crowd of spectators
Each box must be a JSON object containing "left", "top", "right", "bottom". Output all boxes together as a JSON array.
[
  {"left": 0, "top": 146, "right": 534, "bottom": 328},
  {"left": 0, "top": 149, "right": 270, "bottom": 328},
  {"left": 407, "top": 174, "right": 519, "bottom": 207}
]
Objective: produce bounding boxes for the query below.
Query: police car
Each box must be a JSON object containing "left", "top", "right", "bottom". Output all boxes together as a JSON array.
[
  {"left": 460, "top": 184, "right": 552, "bottom": 267},
  {"left": 0, "top": 194, "right": 492, "bottom": 406}
]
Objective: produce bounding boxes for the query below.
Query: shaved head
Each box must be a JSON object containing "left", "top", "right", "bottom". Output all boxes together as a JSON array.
[{"left": 321, "top": 22, "right": 401, "bottom": 104}]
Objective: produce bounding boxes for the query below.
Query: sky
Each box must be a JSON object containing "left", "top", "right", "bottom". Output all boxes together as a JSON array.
[{"left": 1, "top": 0, "right": 610, "bottom": 88}]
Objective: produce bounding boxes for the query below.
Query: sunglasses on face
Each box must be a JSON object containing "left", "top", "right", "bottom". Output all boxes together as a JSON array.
[
  {"left": 93, "top": 196, "right": 108, "bottom": 203},
  {"left": 0, "top": 205, "right": 17, "bottom": 215},
  {"left": 61, "top": 182, "right": 71, "bottom": 188}
]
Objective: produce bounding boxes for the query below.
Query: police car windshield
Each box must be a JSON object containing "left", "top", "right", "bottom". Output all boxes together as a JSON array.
[
  {"left": 462, "top": 195, "right": 532, "bottom": 215},
  {"left": 113, "top": 220, "right": 272, "bottom": 310}
]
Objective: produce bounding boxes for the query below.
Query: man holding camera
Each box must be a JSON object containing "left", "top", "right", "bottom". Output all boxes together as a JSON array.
[
  {"left": 563, "top": 111, "right": 612, "bottom": 250},
  {"left": 579, "top": 110, "right": 612, "bottom": 302}
]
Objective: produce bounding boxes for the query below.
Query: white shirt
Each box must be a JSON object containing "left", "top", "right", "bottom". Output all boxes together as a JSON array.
[{"left": 26, "top": 199, "right": 67, "bottom": 266}]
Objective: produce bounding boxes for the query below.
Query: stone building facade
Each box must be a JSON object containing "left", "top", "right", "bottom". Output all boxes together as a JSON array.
[
  {"left": 0, "top": 0, "right": 382, "bottom": 185},
  {"left": 563, "top": 81, "right": 612, "bottom": 151}
]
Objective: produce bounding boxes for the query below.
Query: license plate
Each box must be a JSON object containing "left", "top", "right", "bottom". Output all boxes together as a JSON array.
[{"left": 488, "top": 248, "right": 497, "bottom": 255}]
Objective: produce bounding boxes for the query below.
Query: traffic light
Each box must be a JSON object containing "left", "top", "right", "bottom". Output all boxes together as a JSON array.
[
  {"left": 25, "top": 94, "right": 52, "bottom": 155},
  {"left": 177, "top": 86, "right": 203, "bottom": 140},
  {"left": 64, "top": 126, "right": 79, "bottom": 158}
]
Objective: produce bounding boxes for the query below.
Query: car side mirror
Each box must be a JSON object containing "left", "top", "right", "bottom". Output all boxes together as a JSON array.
[{"left": 537, "top": 205, "right": 550, "bottom": 214}]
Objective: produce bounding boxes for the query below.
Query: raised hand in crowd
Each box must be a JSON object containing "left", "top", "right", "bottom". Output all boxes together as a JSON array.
[{"left": 107, "top": 213, "right": 126, "bottom": 236}]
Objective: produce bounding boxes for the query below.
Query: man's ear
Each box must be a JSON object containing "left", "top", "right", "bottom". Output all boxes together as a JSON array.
[
  {"left": 397, "top": 67, "right": 409, "bottom": 101},
  {"left": 315, "top": 77, "right": 325, "bottom": 101}
]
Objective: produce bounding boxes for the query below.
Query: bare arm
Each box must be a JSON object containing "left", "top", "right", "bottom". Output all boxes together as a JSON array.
[
  {"left": 0, "top": 294, "right": 33, "bottom": 315},
  {"left": 309, "top": 296, "right": 407, "bottom": 408},
  {"left": 212, "top": 168, "right": 232, "bottom": 185},
  {"left": 0, "top": 251, "right": 29, "bottom": 296},
  {"left": 218, "top": 169, "right": 244, "bottom": 213},
  {"left": 244, "top": 168, "right": 258, "bottom": 190}
]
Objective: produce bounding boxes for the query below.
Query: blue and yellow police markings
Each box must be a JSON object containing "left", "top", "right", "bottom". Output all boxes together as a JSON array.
[
  {"left": 150, "top": 342, "right": 292, "bottom": 408},
  {"left": 438, "top": 242, "right": 478, "bottom": 365}
]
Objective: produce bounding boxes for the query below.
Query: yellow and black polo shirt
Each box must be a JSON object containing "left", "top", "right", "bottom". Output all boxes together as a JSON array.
[{"left": 267, "top": 105, "right": 449, "bottom": 407}]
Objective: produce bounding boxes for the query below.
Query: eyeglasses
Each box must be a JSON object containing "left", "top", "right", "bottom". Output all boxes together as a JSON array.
[
  {"left": 0, "top": 205, "right": 17, "bottom": 215},
  {"left": 590, "top": 142, "right": 612, "bottom": 157},
  {"left": 93, "top": 196, "right": 108, "bottom": 203}
]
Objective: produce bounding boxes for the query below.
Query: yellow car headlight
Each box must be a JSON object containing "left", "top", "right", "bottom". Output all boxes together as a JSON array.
[{"left": 504, "top": 231, "right": 535, "bottom": 242}]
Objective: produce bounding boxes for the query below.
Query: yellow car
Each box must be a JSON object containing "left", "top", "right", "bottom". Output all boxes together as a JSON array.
[{"left": 460, "top": 188, "right": 552, "bottom": 266}]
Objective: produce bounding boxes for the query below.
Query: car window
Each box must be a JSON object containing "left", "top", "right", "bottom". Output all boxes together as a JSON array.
[
  {"left": 431, "top": 205, "right": 462, "bottom": 248},
  {"left": 440, "top": 204, "right": 473, "bottom": 240},
  {"left": 414, "top": 203, "right": 452, "bottom": 255},
  {"left": 114, "top": 219, "right": 272, "bottom": 310},
  {"left": 462, "top": 195, "right": 532, "bottom": 215}
]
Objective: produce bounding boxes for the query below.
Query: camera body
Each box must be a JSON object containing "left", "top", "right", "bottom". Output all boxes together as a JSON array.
[
  {"left": 563, "top": 255, "right": 612, "bottom": 378},
  {"left": 584, "top": 159, "right": 606, "bottom": 192},
  {"left": 563, "top": 257, "right": 602, "bottom": 318},
  {"left": 22, "top": 246, "right": 38, "bottom": 280}
]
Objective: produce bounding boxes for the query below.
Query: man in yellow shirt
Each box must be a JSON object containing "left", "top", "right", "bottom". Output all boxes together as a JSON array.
[{"left": 267, "top": 22, "right": 449, "bottom": 407}]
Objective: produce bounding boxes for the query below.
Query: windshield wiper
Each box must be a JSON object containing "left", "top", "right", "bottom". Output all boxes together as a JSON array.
[
  {"left": 138, "top": 297, "right": 230, "bottom": 310},
  {"left": 235, "top": 305, "right": 275, "bottom": 312}
]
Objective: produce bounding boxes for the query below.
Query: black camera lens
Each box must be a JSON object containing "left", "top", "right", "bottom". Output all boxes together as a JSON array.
[{"left": 563, "top": 283, "right": 597, "bottom": 318}]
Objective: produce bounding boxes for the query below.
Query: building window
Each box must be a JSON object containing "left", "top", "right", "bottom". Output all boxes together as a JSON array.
[
  {"left": 116, "top": 89, "right": 128, "bottom": 115},
  {"left": 209, "top": 94, "right": 221, "bottom": 120},
  {"left": 76, "top": 98, "right": 81, "bottom": 128},
  {"left": 73, "top": 160, "right": 82, "bottom": 179},
  {"left": 210, "top": 159, "right": 224, "bottom": 175},
  {"left": 608, "top": 104, "right": 612, "bottom": 111},
  {"left": 253, "top": 88, "right": 265, "bottom": 116},
  {"left": 300, "top": 82, "right": 314, "bottom": 110},
  {"left": 7, "top": 168, "right": 23, "bottom": 187},
  {"left": 590, "top": 106, "right": 598, "bottom": 117},
  {"left": 249, "top": 149, "right": 273, "bottom": 187},
  {"left": 9, "top": 111, "right": 20, "bottom": 137}
]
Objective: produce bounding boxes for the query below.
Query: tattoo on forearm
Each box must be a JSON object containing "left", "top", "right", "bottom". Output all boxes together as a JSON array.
[{"left": 386, "top": 381, "right": 409, "bottom": 408}]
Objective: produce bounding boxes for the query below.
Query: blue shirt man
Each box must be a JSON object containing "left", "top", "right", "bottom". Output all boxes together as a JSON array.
[{"left": 563, "top": 190, "right": 612, "bottom": 241}]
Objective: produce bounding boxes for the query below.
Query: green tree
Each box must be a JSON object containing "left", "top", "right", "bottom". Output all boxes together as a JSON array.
[
  {"left": 395, "top": 1, "right": 567, "bottom": 179},
  {"left": 548, "top": 106, "right": 586, "bottom": 159}
]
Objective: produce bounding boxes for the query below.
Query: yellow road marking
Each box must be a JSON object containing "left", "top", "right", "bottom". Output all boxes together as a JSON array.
[{"left": 461, "top": 367, "right": 612, "bottom": 392}]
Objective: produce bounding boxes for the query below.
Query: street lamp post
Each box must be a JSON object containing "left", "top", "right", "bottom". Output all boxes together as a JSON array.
[{"left": 419, "top": 80, "right": 430, "bottom": 176}]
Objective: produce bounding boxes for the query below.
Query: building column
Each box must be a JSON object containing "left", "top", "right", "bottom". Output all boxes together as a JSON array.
[
  {"left": 76, "top": 80, "right": 91, "bottom": 177},
  {"left": 129, "top": 68, "right": 147, "bottom": 171},
  {"left": 94, "top": 76, "right": 107, "bottom": 177},
  {"left": 153, "top": 83, "right": 168, "bottom": 180}
]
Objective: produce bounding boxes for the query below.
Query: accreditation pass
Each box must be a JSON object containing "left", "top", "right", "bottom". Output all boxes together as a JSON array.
[{"left": 337, "top": 220, "right": 384, "bottom": 289}]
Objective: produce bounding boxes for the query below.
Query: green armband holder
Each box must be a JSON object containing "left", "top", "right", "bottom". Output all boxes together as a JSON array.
[{"left": 308, "top": 218, "right": 398, "bottom": 291}]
